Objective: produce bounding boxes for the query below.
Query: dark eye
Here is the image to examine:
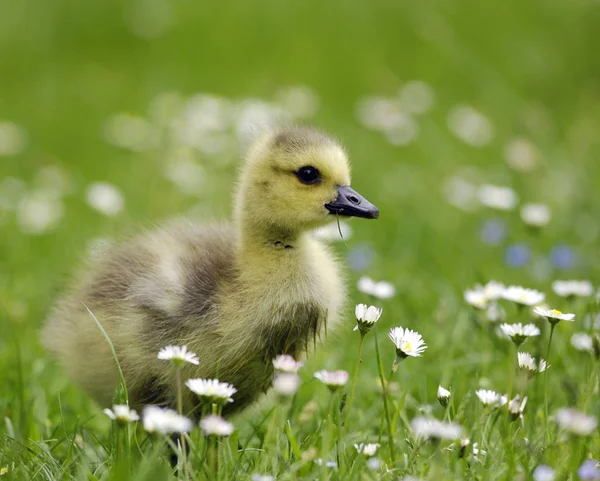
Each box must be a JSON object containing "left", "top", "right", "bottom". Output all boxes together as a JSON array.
[{"left": 296, "top": 166, "right": 320, "bottom": 185}]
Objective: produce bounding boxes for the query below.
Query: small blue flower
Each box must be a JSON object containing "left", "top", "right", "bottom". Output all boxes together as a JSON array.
[
  {"left": 480, "top": 219, "right": 507, "bottom": 245},
  {"left": 504, "top": 243, "right": 531, "bottom": 268},
  {"left": 578, "top": 460, "right": 600, "bottom": 480},
  {"left": 550, "top": 244, "right": 576, "bottom": 270}
]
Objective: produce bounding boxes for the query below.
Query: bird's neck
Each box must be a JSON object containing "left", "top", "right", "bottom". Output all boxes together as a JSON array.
[{"left": 237, "top": 220, "right": 307, "bottom": 255}]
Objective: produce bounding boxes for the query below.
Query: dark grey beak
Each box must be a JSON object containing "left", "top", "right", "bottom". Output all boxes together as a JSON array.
[{"left": 325, "top": 185, "right": 379, "bottom": 219}]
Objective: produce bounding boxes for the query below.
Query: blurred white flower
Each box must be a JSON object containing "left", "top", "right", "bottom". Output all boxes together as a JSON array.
[
  {"left": 355, "top": 96, "right": 402, "bottom": 131},
  {"left": 354, "top": 304, "right": 382, "bottom": 334},
  {"left": 555, "top": 408, "right": 597, "bottom": 436},
  {"left": 517, "top": 352, "right": 548, "bottom": 375},
  {"left": 397, "top": 81, "right": 435, "bottom": 115},
  {"left": 357, "top": 276, "right": 395, "bottom": 299},
  {"left": 476, "top": 389, "right": 507, "bottom": 408},
  {"left": 383, "top": 115, "right": 419, "bottom": 146},
  {"left": 186, "top": 379, "right": 236, "bottom": 404},
  {"left": 437, "top": 385, "right": 451, "bottom": 407},
  {"left": 500, "top": 323, "right": 541, "bottom": 345},
  {"left": 164, "top": 152, "right": 206, "bottom": 196},
  {"left": 504, "top": 138, "right": 540, "bottom": 172},
  {"left": 410, "top": 416, "right": 463, "bottom": 440},
  {"left": 478, "top": 184, "right": 518, "bottom": 211},
  {"left": 234, "top": 99, "right": 286, "bottom": 145},
  {"left": 389, "top": 327, "right": 427, "bottom": 359},
  {"left": 552, "top": 280, "right": 594, "bottom": 298},
  {"left": 272, "top": 354, "right": 303, "bottom": 373},
  {"left": 354, "top": 442, "right": 379, "bottom": 457},
  {"left": 502, "top": 286, "right": 545, "bottom": 306},
  {"left": 157, "top": 345, "right": 199, "bottom": 366},
  {"left": 104, "top": 405, "right": 139, "bottom": 424},
  {"left": 313, "top": 459, "right": 337, "bottom": 468},
  {"left": 142, "top": 406, "right": 192, "bottom": 434},
  {"left": 274, "top": 85, "right": 319, "bottom": 119},
  {"left": 442, "top": 176, "right": 479, "bottom": 212},
  {"left": 200, "top": 415, "right": 234, "bottom": 436},
  {"left": 483, "top": 281, "right": 505, "bottom": 300},
  {"left": 272, "top": 372, "right": 300, "bottom": 396},
  {"left": 0, "top": 121, "right": 27, "bottom": 156},
  {"left": 464, "top": 287, "right": 488, "bottom": 309},
  {"left": 533, "top": 307, "right": 575, "bottom": 324},
  {"left": 314, "top": 370, "right": 349, "bottom": 390},
  {"left": 485, "top": 302, "right": 505, "bottom": 322},
  {"left": 366, "top": 457, "right": 381, "bottom": 471},
  {"left": 508, "top": 395, "right": 528, "bottom": 421},
  {"left": 312, "top": 220, "right": 352, "bottom": 242},
  {"left": 533, "top": 465, "right": 555, "bottom": 481},
  {"left": 521, "top": 203, "right": 551, "bottom": 227},
  {"left": 252, "top": 475, "right": 275, "bottom": 481},
  {"left": 448, "top": 105, "right": 494, "bottom": 147},
  {"left": 104, "top": 114, "right": 157, "bottom": 151},
  {"left": 17, "top": 191, "right": 64, "bottom": 235},
  {"left": 571, "top": 332, "right": 593, "bottom": 352},
  {"left": 86, "top": 182, "right": 124, "bottom": 217}
]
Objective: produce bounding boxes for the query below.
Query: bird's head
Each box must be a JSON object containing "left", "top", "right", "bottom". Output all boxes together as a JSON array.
[{"left": 235, "top": 127, "right": 379, "bottom": 237}]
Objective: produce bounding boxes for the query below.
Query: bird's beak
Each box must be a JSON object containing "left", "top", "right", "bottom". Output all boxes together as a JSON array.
[{"left": 325, "top": 185, "right": 379, "bottom": 219}]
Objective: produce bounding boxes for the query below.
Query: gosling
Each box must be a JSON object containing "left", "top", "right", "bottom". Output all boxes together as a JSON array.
[{"left": 42, "top": 126, "right": 379, "bottom": 416}]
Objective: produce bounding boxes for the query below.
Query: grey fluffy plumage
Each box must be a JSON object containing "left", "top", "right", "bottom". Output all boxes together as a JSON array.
[{"left": 42, "top": 126, "right": 378, "bottom": 417}]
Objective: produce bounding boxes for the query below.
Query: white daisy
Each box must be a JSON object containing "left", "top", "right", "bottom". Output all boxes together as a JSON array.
[
  {"left": 354, "top": 304, "right": 382, "bottom": 333},
  {"left": 200, "top": 415, "right": 234, "bottom": 436},
  {"left": 508, "top": 395, "right": 528, "bottom": 421},
  {"left": 104, "top": 405, "right": 139, "bottom": 424},
  {"left": 477, "top": 184, "right": 517, "bottom": 211},
  {"left": 354, "top": 443, "right": 379, "bottom": 457},
  {"left": 437, "top": 385, "right": 451, "bottom": 407},
  {"left": 142, "top": 406, "right": 192, "bottom": 434},
  {"left": 517, "top": 352, "right": 548, "bottom": 375},
  {"left": 357, "top": 276, "right": 396, "bottom": 299},
  {"left": 476, "top": 389, "right": 507, "bottom": 408},
  {"left": 388, "top": 327, "right": 427, "bottom": 359},
  {"left": 571, "top": 332, "right": 593, "bottom": 352},
  {"left": 483, "top": 281, "right": 506, "bottom": 300},
  {"left": 552, "top": 280, "right": 594, "bottom": 298},
  {"left": 502, "top": 286, "right": 545, "bottom": 306},
  {"left": 555, "top": 408, "right": 597, "bottom": 436},
  {"left": 410, "top": 416, "right": 463, "bottom": 440},
  {"left": 157, "top": 345, "right": 199, "bottom": 366},
  {"left": 272, "top": 354, "right": 303, "bottom": 373},
  {"left": 185, "top": 378, "right": 236, "bottom": 404},
  {"left": 464, "top": 287, "right": 488, "bottom": 309},
  {"left": 533, "top": 307, "right": 575, "bottom": 323},
  {"left": 314, "top": 370, "right": 349, "bottom": 390},
  {"left": 272, "top": 373, "right": 300, "bottom": 396},
  {"left": 500, "top": 323, "right": 540, "bottom": 346},
  {"left": 520, "top": 203, "right": 551, "bottom": 228}
]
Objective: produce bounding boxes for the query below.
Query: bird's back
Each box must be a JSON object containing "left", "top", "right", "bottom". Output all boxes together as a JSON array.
[{"left": 42, "top": 221, "right": 237, "bottom": 407}]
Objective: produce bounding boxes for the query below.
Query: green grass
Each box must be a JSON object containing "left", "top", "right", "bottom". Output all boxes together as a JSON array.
[{"left": 1, "top": 0, "right": 600, "bottom": 479}]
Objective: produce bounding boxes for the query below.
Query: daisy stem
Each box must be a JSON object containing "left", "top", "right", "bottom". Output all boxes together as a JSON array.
[
  {"left": 343, "top": 332, "right": 366, "bottom": 434},
  {"left": 373, "top": 327, "right": 396, "bottom": 464},
  {"left": 175, "top": 367, "right": 190, "bottom": 481},
  {"left": 544, "top": 323, "right": 556, "bottom": 425}
]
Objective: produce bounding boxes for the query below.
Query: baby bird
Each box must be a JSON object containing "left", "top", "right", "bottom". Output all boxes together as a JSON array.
[{"left": 42, "top": 126, "right": 379, "bottom": 416}]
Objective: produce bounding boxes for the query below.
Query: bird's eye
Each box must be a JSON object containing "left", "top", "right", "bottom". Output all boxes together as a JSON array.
[{"left": 296, "top": 166, "right": 320, "bottom": 185}]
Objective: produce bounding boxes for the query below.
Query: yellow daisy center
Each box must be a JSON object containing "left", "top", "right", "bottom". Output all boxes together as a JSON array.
[
  {"left": 403, "top": 340, "right": 412, "bottom": 352},
  {"left": 551, "top": 309, "right": 562, "bottom": 316}
]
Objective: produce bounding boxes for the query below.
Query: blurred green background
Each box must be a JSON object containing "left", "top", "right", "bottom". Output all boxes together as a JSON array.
[{"left": 1, "top": 0, "right": 600, "bottom": 474}]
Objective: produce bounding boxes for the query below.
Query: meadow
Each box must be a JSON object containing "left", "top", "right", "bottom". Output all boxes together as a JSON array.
[{"left": 1, "top": 0, "right": 600, "bottom": 479}]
